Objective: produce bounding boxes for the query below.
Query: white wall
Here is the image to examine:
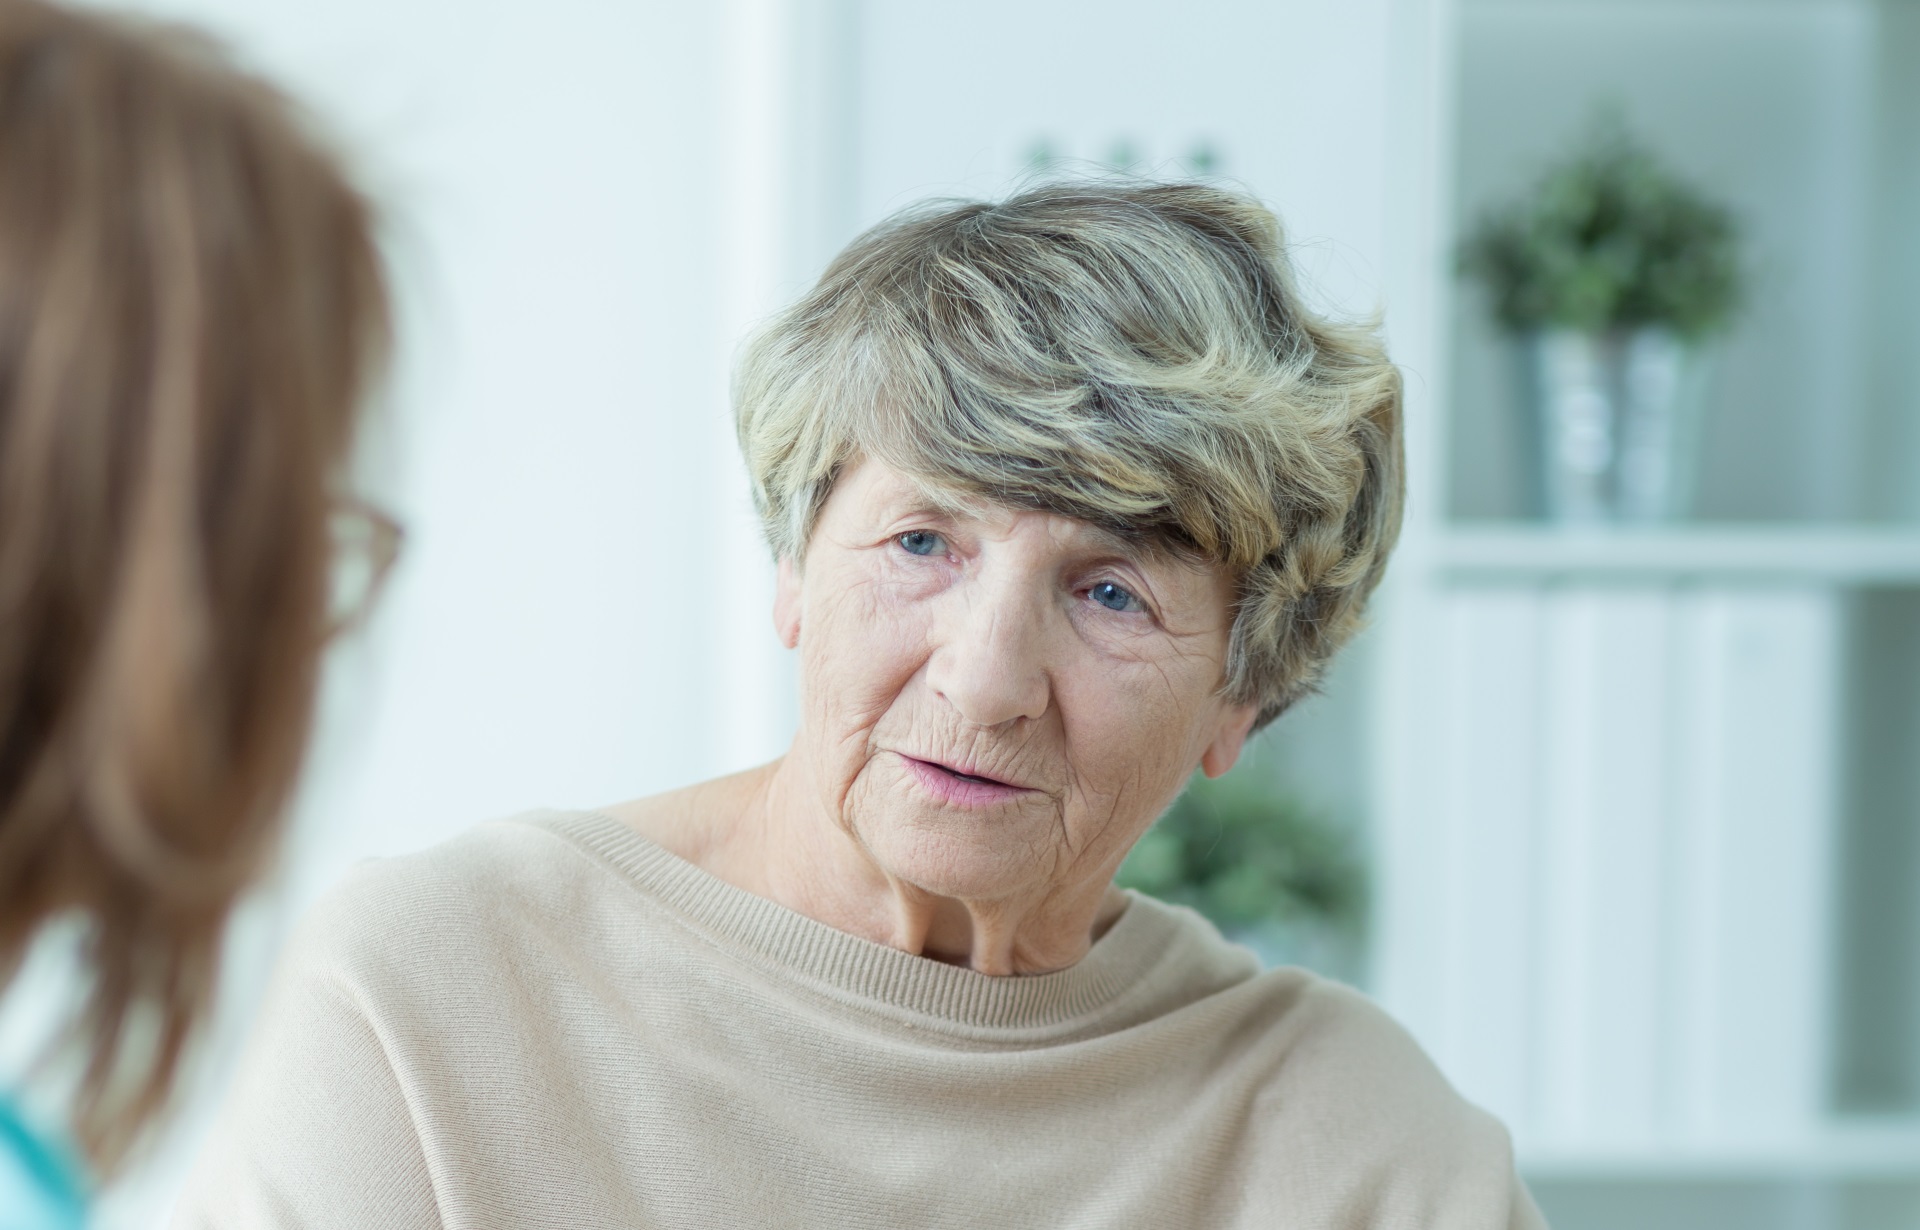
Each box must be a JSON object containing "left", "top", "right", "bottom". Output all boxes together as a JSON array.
[
  {"left": 160, "top": 0, "right": 740, "bottom": 895},
  {"left": 852, "top": 0, "right": 1394, "bottom": 317}
]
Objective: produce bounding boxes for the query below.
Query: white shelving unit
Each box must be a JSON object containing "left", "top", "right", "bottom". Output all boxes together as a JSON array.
[
  {"left": 1518, "top": 1121, "right": 1920, "bottom": 1183},
  {"left": 1380, "top": 533, "right": 1920, "bottom": 1230},
  {"left": 1385, "top": 532, "right": 1920, "bottom": 1138},
  {"left": 1372, "top": 3, "right": 1920, "bottom": 1227},
  {"left": 1436, "top": 526, "right": 1920, "bottom": 585}
]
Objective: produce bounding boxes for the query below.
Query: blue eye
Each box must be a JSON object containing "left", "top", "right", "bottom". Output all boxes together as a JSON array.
[
  {"left": 897, "top": 530, "right": 945, "bottom": 557},
  {"left": 1089, "top": 581, "right": 1141, "bottom": 613}
]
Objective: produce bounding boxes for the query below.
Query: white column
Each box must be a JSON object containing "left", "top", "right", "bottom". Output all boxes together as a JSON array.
[{"left": 709, "top": 0, "right": 858, "bottom": 773}]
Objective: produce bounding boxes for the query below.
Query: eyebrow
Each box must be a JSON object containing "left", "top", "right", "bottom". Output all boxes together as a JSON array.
[
  {"left": 875, "top": 477, "right": 1205, "bottom": 571},
  {"left": 871, "top": 475, "right": 986, "bottom": 524},
  {"left": 1075, "top": 521, "right": 1150, "bottom": 559}
]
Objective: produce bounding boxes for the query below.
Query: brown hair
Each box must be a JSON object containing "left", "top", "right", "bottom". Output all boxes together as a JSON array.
[{"left": 0, "top": 0, "right": 388, "bottom": 1170}]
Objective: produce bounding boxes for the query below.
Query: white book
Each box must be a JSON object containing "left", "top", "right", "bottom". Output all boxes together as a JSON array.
[
  {"left": 1535, "top": 584, "right": 1674, "bottom": 1144},
  {"left": 1408, "top": 577, "right": 1843, "bottom": 1156},
  {"left": 1669, "top": 586, "right": 1841, "bottom": 1144},
  {"left": 1434, "top": 584, "right": 1547, "bottom": 1133}
]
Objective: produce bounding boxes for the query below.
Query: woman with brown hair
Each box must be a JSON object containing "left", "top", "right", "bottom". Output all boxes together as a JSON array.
[{"left": 0, "top": 0, "right": 393, "bottom": 1222}]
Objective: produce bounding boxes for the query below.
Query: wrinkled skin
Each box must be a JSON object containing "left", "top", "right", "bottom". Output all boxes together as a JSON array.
[{"left": 614, "top": 458, "right": 1256, "bottom": 975}]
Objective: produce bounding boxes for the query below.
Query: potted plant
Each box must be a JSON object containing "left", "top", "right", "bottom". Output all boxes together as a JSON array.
[
  {"left": 1118, "top": 761, "right": 1366, "bottom": 980},
  {"left": 1458, "top": 118, "right": 1743, "bottom": 522}
]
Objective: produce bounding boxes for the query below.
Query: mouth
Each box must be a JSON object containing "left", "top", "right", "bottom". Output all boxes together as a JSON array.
[{"left": 897, "top": 754, "right": 1036, "bottom": 807}]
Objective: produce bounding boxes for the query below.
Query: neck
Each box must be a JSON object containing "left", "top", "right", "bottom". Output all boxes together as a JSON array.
[{"left": 703, "top": 757, "right": 1125, "bottom": 977}]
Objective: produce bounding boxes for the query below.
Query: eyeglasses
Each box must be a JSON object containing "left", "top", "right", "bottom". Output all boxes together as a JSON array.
[{"left": 327, "top": 496, "right": 403, "bottom": 640}]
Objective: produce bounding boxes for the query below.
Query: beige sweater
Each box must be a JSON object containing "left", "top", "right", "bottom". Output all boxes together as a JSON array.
[{"left": 171, "top": 811, "right": 1544, "bottom": 1229}]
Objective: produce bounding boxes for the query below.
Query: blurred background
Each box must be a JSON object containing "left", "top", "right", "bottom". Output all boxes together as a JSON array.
[{"left": 8, "top": 0, "right": 1915, "bottom": 1226}]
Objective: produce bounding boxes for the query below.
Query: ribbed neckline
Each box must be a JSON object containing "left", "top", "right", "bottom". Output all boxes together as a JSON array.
[{"left": 520, "top": 810, "right": 1193, "bottom": 1040}]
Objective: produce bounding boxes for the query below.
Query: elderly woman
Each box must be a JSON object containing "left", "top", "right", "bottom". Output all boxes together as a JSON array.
[{"left": 175, "top": 183, "right": 1541, "bottom": 1229}]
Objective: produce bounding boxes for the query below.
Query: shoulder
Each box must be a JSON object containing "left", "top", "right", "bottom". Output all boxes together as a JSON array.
[
  {"left": 1227, "top": 972, "right": 1532, "bottom": 1223},
  {"left": 303, "top": 811, "right": 592, "bottom": 925},
  {"left": 1255, "top": 974, "right": 1475, "bottom": 1118},
  {"left": 283, "top": 810, "right": 625, "bottom": 996},
  {"left": 1253, "top": 972, "right": 1502, "bottom": 1137},
  {"left": 1119, "top": 903, "right": 1509, "bottom": 1153},
  {"left": 159, "top": 824, "right": 596, "bottom": 1230}
]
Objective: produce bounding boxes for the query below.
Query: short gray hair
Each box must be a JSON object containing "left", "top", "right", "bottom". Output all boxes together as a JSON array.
[{"left": 734, "top": 181, "right": 1403, "bottom": 727}]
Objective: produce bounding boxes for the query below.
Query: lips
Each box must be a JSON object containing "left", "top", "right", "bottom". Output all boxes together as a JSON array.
[
  {"left": 922, "top": 760, "right": 1017, "bottom": 788},
  {"left": 897, "top": 753, "right": 1037, "bottom": 807}
]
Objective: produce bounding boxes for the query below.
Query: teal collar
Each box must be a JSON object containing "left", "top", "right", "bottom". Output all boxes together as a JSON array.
[{"left": 0, "top": 1092, "right": 87, "bottom": 1229}]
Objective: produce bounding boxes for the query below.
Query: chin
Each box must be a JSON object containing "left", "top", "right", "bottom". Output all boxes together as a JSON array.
[{"left": 855, "top": 810, "right": 1050, "bottom": 902}]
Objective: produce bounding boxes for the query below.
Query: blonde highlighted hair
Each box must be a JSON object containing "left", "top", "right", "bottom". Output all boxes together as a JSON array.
[
  {"left": 735, "top": 181, "right": 1403, "bottom": 726},
  {"left": 0, "top": 0, "right": 388, "bottom": 1169}
]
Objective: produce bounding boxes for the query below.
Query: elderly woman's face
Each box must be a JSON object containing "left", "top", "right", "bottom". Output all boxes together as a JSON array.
[{"left": 775, "top": 458, "right": 1257, "bottom": 906}]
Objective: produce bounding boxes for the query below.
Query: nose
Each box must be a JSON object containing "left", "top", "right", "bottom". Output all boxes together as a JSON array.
[{"left": 925, "top": 573, "right": 1052, "bottom": 727}]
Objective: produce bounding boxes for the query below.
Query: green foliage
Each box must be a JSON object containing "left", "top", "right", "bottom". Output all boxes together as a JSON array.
[
  {"left": 1117, "top": 766, "right": 1365, "bottom": 936},
  {"left": 1458, "top": 117, "right": 1743, "bottom": 339}
]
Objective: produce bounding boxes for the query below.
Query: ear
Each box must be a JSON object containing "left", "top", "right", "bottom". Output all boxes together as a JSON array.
[
  {"left": 1198, "top": 702, "right": 1259, "bottom": 778},
  {"left": 772, "top": 556, "right": 802, "bottom": 649}
]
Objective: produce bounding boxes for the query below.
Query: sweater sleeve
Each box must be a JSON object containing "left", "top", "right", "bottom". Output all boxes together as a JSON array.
[
  {"left": 167, "top": 924, "right": 443, "bottom": 1229},
  {"left": 1242, "top": 975, "right": 1551, "bottom": 1229}
]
